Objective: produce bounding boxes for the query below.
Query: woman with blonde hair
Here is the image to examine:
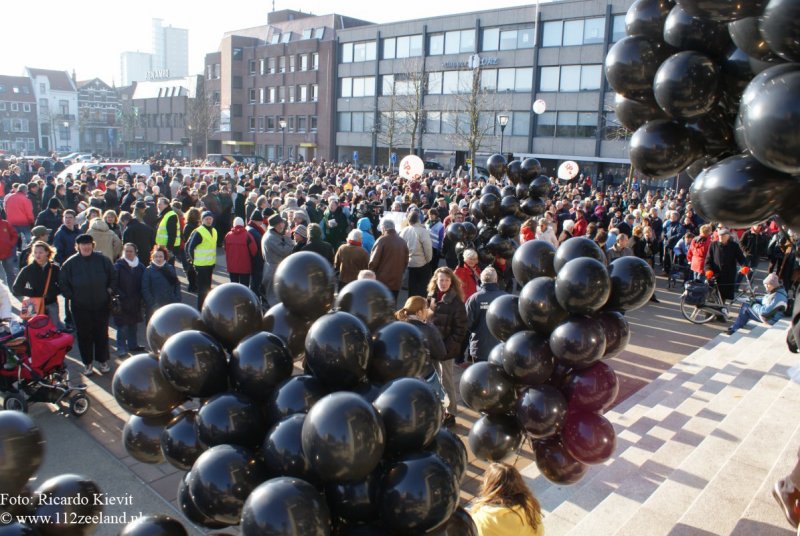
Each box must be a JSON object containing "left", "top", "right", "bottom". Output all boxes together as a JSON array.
[
  {"left": 470, "top": 462, "right": 544, "bottom": 535},
  {"left": 427, "top": 267, "right": 467, "bottom": 427}
]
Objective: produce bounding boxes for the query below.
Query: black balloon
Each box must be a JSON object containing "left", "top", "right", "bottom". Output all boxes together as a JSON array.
[
  {"left": 177, "top": 473, "right": 227, "bottom": 530},
  {"left": 502, "top": 330, "right": 556, "bottom": 386},
  {"left": 305, "top": 312, "right": 371, "bottom": 391},
  {"left": 301, "top": 392, "right": 385, "bottom": 482},
  {"left": 530, "top": 175, "right": 553, "bottom": 198},
  {"left": 562, "top": 410, "right": 616, "bottom": 464},
  {"left": 728, "top": 17, "right": 777, "bottom": 62},
  {"left": 605, "top": 36, "right": 669, "bottom": 102},
  {"left": 470, "top": 200, "right": 484, "bottom": 221},
  {"left": 123, "top": 413, "right": 171, "bottom": 464},
  {"left": 373, "top": 378, "right": 442, "bottom": 454},
  {"left": 479, "top": 193, "right": 501, "bottom": 220},
  {"left": 614, "top": 93, "right": 669, "bottom": 131},
  {"left": 477, "top": 220, "right": 496, "bottom": 244},
  {"left": 606, "top": 256, "right": 657, "bottom": 311},
  {"left": 553, "top": 237, "right": 606, "bottom": 272},
  {"left": 445, "top": 222, "right": 465, "bottom": 243},
  {"left": 555, "top": 258, "right": 611, "bottom": 316},
  {"left": 369, "top": 322, "right": 427, "bottom": 383},
  {"left": 534, "top": 437, "right": 589, "bottom": 485},
  {"left": 201, "top": 283, "right": 262, "bottom": 349},
  {"left": 487, "top": 342, "right": 505, "bottom": 367},
  {"left": 761, "top": 0, "right": 800, "bottom": 62},
  {"left": 486, "top": 295, "right": 524, "bottom": 342},
  {"left": 261, "top": 414, "right": 319, "bottom": 484},
  {"left": 462, "top": 221, "right": 478, "bottom": 242},
  {"left": 520, "top": 158, "right": 542, "bottom": 184},
  {"left": 485, "top": 235, "right": 517, "bottom": 260},
  {"left": 459, "top": 362, "right": 517, "bottom": 415},
  {"left": 501, "top": 185, "right": 516, "bottom": 198},
  {"left": 424, "top": 428, "right": 468, "bottom": 484},
  {"left": 512, "top": 239, "right": 557, "bottom": 284},
  {"left": 519, "top": 196, "right": 546, "bottom": 217},
  {"left": 654, "top": 51, "right": 718, "bottom": 118},
  {"left": 565, "top": 361, "right": 620, "bottom": 413},
  {"left": 518, "top": 277, "right": 569, "bottom": 336},
  {"left": 145, "top": 303, "right": 204, "bottom": 354},
  {"left": 482, "top": 184, "right": 503, "bottom": 198},
  {"left": 264, "top": 375, "right": 327, "bottom": 426},
  {"left": 426, "top": 507, "right": 479, "bottom": 536},
  {"left": 685, "top": 109, "right": 735, "bottom": 157},
  {"left": 629, "top": 119, "right": 703, "bottom": 178},
  {"left": 547, "top": 361, "right": 574, "bottom": 390},
  {"left": 675, "top": 0, "right": 764, "bottom": 21},
  {"left": 120, "top": 515, "right": 188, "bottom": 536},
  {"left": 32, "top": 474, "right": 102, "bottom": 536},
  {"left": 549, "top": 316, "right": 607, "bottom": 369},
  {"left": 379, "top": 453, "right": 459, "bottom": 534},
  {"left": 241, "top": 477, "right": 330, "bottom": 536},
  {"left": 336, "top": 279, "right": 396, "bottom": 331},
  {"left": 274, "top": 251, "right": 336, "bottom": 320},
  {"left": 598, "top": 311, "right": 631, "bottom": 359},
  {"left": 161, "top": 410, "right": 206, "bottom": 471},
  {"left": 516, "top": 385, "right": 568, "bottom": 439},
  {"left": 486, "top": 154, "right": 507, "bottom": 179},
  {"left": 497, "top": 215, "right": 521, "bottom": 239},
  {"left": 626, "top": 0, "right": 674, "bottom": 37},
  {"left": 468, "top": 414, "right": 524, "bottom": 462},
  {"left": 159, "top": 330, "right": 228, "bottom": 398},
  {"left": 196, "top": 392, "right": 266, "bottom": 449},
  {"left": 663, "top": 5, "right": 732, "bottom": 57},
  {"left": 326, "top": 470, "right": 380, "bottom": 524},
  {"left": 507, "top": 160, "right": 523, "bottom": 184},
  {"left": 0, "top": 411, "right": 44, "bottom": 497},
  {"left": 263, "top": 303, "right": 313, "bottom": 359},
  {"left": 231, "top": 332, "right": 293, "bottom": 400},
  {"left": 188, "top": 445, "right": 267, "bottom": 526},
  {"left": 515, "top": 181, "right": 531, "bottom": 199},
  {"left": 112, "top": 353, "right": 184, "bottom": 417}
]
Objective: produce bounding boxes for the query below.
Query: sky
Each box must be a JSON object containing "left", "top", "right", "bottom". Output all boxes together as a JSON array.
[{"left": 2, "top": 0, "right": 539, "bottom": 85}]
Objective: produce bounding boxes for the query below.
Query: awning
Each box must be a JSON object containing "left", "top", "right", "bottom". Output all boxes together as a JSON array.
[{"left": 222, "top": 141, "right": 255, "bottom": 146}]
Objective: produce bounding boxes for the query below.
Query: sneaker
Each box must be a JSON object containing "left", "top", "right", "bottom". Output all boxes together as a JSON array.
[
  {"left": 442, "top": 413, "right": 456, "bottom": 428},
  {"left": 97, "top": 361, "right": 111, "bottom": 373},
  {"left": 83, "top": 363, "right": 94, "bottom": 376},
  {"left": 725, "top": 328, "right": 735, "bottom": 336},
  {"left": 772, "top": 479, "right": 800, "bottom": 528}
]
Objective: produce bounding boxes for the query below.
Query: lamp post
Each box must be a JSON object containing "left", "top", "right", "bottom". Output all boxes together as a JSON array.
[
  {"left": 279, "top": 118, "right": 287, "bottom": 162},
  {"left": 62, "top": 121, "right": 69, "bottom": 152},
  {"left": 498, "top": 114, "right": 509, "bottom": 156}
]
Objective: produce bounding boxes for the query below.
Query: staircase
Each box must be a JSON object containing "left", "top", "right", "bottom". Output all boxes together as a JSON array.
[{"left": 522, "top": 321, "right": 800, "bottom": 536}]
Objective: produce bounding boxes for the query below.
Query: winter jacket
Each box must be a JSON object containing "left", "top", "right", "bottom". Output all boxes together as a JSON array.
[
  {"left": 113, "top": 259, "right": 145, "bottom": 325},
  {"left": 34, "top": 209, "right": 61, "bottom": 240},
  {"left": 357, "top": 218, "right": 376, "bottom": 254},
  {"left": 368, "top": 229, "right": 409, "bottom": 292},
  {"left": 12, "top": 261, "right": 60, "bottom": 305},
  {"left": 400, "top": 222, "right": 433, "bottom": 268},
  {"left": 465, "top": 283, "right": 507, "bottom": 362},
  {"left": 322, "top": 206, "right": 349, "bottom": 250},
  {"left": 536, "top": 228, "right": 559, "bottom": 249},
  {"left": 426, "top": 220, "right": 445, "bottom": 251},
  {"left": 752, "top": 287, "right": 789, "bottom": 325},
  {"left": 408, "top": 317, "right": 447, "bottom": 362},
  {"left": 704, "top": 240, "right": 746, "bottom": 301},
  {"left": 87, "top": 219, "right": 123, "bottom": 263},
  {"left": 0, "top": 220, "right": 18, "bottom": 259},
  {"left": 688, "top": 236, "right": 711, "bottom": 274},
  {"left": 52, "top": 224, "right": 81, "bottom": 265},
  {"left": 470, "top": 504, "right": 544, "bottom": 536},
  {"left": 262, "top": 228, "right": 295, "bottom": 267},
  {"left": 141, "top": 262, "right": 181, "bottom": 314},
  {"left": 520, "top": 226, "right": 536, "bottom": 244},
  {"left": 454, "top": 264, "right": 481, "bottom": 300},
  {"left": 122, "top": 219, "right": 156, "bottom": 265},
  {"left": 59, "top": 251, "right": 116, "bottom": 311},
  {"left": 302, "top": 238, "right": 335, "bottom": 265},
  {"left": 224, "top": 225, "right": 258, "bottom": 274},
  {"left": 246, "top": 222, "right": 266, "bottom": 280},
  {"left": 334, "top": 243, "right": 369, "bottom": 284},
  {"left": 4, "top": 191, "right": 34, "bottom": 227},
  {"left": 428, "top": 288, "right": 468, "bottom": 361}
]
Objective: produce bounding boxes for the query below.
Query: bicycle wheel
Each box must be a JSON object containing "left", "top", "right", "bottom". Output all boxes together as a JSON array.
[{"left": 680, "top": 296, "right": 716, "bottom": 324}]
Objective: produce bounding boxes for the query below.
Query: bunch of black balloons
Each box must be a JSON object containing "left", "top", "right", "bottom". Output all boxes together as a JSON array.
[
  {"left": 111, "top": 251, "right": 477, "bottom": 535},
  {"left": 459, "top": 236, "right": 654, "bottom": 485},
  {"left": 607, "top": 0, "right": 800, "bottom": 230}
]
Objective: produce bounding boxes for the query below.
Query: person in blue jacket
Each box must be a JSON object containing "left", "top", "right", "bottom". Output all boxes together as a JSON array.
[
  {"left": 357, "top": 217, "right": 375, "bottom": 255},
  {"left": 726, "top": 273, "right": 789, "bottom": 335}
]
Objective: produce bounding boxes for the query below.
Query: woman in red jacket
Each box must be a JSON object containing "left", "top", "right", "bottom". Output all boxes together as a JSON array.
[
  {"left": 687, "top": 224, "right": 713, "bottom": 281},
  {"left": 223, "top": 217, "right": 258, "bottom": 287},
  {"left": 454, "top": 248, "right": 481, "bottom": 300}
]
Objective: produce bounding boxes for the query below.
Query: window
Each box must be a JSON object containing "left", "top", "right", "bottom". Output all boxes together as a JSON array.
[
  {"left": 268, "top": 87, "right": 276, "bottom": 103},
  {"left": 442, "top": 71, "right": 459, "bottom": 94},
  {"left": 612, "top": 15, "right": 626, "bottom": 42},
  {"left": 583, "top": 18, "right": 605, "bottom": 44},
  {"left": 391, "top": 34, "right": 423, "bottom": 58},
  {"left": 0, "top": 103, "right": 4, "bottom": 111},
  {"left": 580, "top": 65, "right": 602, "bottom": 90},
  {"left": 271, "top": 34, "right": 280, "bottom": 45},
  {"left": 491, "top": 68, "right": 533, "bottom": 92},
  {"left": 544, "top": 17, "right": 608, "bottom": 46},
  {"left": 577, "top": 112, "right": 599, "bottom": 137},
  {"left": 312, "top": 53, "right": 319, "bottom": 70},
  {"left": 482, "top": 28, "right": 499, "bottom": 51},
  {"left": 249, "top": 89, "right": 257, "bottom": 104},
  {"left": 232, "top": 104, "right": 242, "bottom": 117},
  {"left": 289, "top": 55, "right": 296, "bottom": 72},
  {"left": 258, "top": 116, "right": 265, "bottom": 132},
  {"left": 39, "top": 83, "right": 46, "bottom": 93},
  {"left": 303, "top": 28, "right": 312, "bottom": 40},
  {"left": 429, "top": 34, "right": 444, "bottom": 55},
  {"left": 339, "top": 112, "right": 351, "bottom": 132},
  {"left": 542, "top": 21, "right": 563, "bottom": 47},
  {"left": 59, "top": 124, "right": 70, "bottom": 141},
  {"left": 340, "top": 77, "right": 375, "bottom": 97},
  {"left": 563, "top": 20, "right": 584, "bottom": 46},
  {"left": 427, "top": 72, "right": 443, "bottom": 94},
  {"left": 382, "top": 74, "right": 395, "bottom": 95},
  {"left": 512, "top": 112, "right": 530, "bottom": 136},
  {"left": 383, "top": 37, "right": 396, "bottom": 59},
  {"left": 499, "top": 30, "right": 518, "bottom": 50},
  {"left": 560, "top": 65, "right": 581, "bottom": 92},
  {"left": 426, "top": 111, "right": 441, "bottom": 134},
  {"left": 535, "top": 112, "right": 556, "bottom": 137},
  {"left": 497, "top": 69, "right": 515, "bottom": 92},
  {"left": 556, "top": 112, "right": 578, "bottom": 137},
  {"left": 312, "top": 84, "right": 319, "bottom": 101},
  {"left": 516, "top": 28, "right": 535, "bottom": 48},
  {"left": 233, "top": 76, "right": 243, "bottom": 89},
  {"left": 310, "top": 116, "right": 318, "bottom": 132},
  {"left": 288, "top": 86, "right": 295, "bottom": 103},
  {"left": 297, "top": 116, "right": 307, "bottom": 132},
  {"left": 279, "top": 57, "right": 286, "bottom": 73},
  {"left": 269, "top": 57, "right": 276, "bottom": 74},
  {"left": 248, "top": 60, "right": 256, "bottom": 75},
  {"left": 259, "top": 58, "right": 267, "bottom": 75},
  {"left": 267, "top": 116, "right": 276, "bottom": 131},
  {"left": 481, "top": 69, "right": 497, "bottom": 91},
  {"left": 342, "top": 43, "right": 353, "bottom": 63},
  {"left": 313, "top": 27, "right": 325, "bottom": 39},
  {"left": 10, "top": 103, "right": 18, "bottom": 112},
  {"left": 540, "top": 65, "right": 602, "bottom": 92},
  {"left": 249, "top": 117, "right": 256, "bottom": 132},
  {"left": 279, "top": 86, "right": 286, "bottom": 102},
  {"left": 299, "top": 85, "right": 308, "bottom": 102},
  {"left": 341, "top": 78, "right": 352, "bottom": 98},
  {"left": 300, "top": 54, "right": 309, "bottom": 71},
  {"left": 281, "top": 33, "right": 291, "bottom": 44},
  {"left": 59, "top": 100, "right": 69, "bottom": 114},
  {"left": 22, "top": 103, "right": 31, "bottom": 112},
  {"left": 233, "top": 47, "right": 243, "bottom": 60},
  {"left": 445, "top": 30, "right": 475, "bottom": 54},
  {"left": 287, "top": 116, "right": 295, "bottom": 131}
]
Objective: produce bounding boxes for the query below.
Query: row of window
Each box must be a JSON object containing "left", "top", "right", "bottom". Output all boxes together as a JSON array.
[
  {"left": 426, "top": 68, "right": 534, "bottom": 95},
  {"left": 263, "top": 26, "right": 325, "bottom": 46},
  {"left": 0, "top": 102, "right": 32, "bottom": 112},
  {"left": 248, "top": 85, "right": 320, "bottom": 104},
  {"left": 535, "top": 111, "right": 599, "bottom": 138},
  {"left": 540, "top": 65, "right": 603, "bottom": 92},
  {"left": 247, "top": 115, "right": 318, "bottom": 133},
  {"left": 1, "top": 118, "right": 30, "bottom": 132},
  {"left": 247, "top": 53, "right": 320, "bottom": 76},
  {"left": 135, "top": 113, "right": 186, "bottom": 129},
  {"left": 338, "top": 112, "right": 375, "bottom": 133},
  {"left": 0, "top": 85, "right": 30, "bottom": 95},
  {"left": 0, "top": 139, "right": 36, "bottom": 153}
]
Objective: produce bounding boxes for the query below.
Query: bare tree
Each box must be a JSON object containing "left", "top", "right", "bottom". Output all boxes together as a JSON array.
[
  {"left": 187, "top": 78, "right": 215, "bottom": 159},
  {"left": 376, "top": 97, "right": 399, "bottom": 168},
  {"left": 377, "top": 59, "right": 427, "bottom": 163}
]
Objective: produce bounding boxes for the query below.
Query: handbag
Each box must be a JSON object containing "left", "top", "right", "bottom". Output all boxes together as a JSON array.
[
  {"left": 109, "top": 291, "right": 123, "bottom": 316},
  {"left": 28, "top": 264, "right": 53, "bottom": 317}
]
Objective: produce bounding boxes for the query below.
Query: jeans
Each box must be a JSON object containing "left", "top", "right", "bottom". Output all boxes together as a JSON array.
[
  {"left": 729, "top": 304, "right": 761, "bottom": 333},
  {"left": 71, "top": 305, "right": 110, "bottom": 366},
  {"left": 116, "top": 323, "right": 139, "bottom": 353},
  {"left": 0, "top": 255, "right": 16, "bottom": 290},
  {"left": 13, "top": 226, "right": 30, "bottom": 250}
]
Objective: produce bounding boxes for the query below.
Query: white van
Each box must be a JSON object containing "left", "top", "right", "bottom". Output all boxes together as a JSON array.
[{"left": 57, "top": 162, "right": 152, "bottom": 181}]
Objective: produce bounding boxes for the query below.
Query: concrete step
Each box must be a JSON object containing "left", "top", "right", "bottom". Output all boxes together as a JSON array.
[{"left": 547, "top": 329, "right": 787, "bottom": 534}]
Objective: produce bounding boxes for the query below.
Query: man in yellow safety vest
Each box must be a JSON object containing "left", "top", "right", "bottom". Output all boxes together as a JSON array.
[
  {"left": 186, "top": 211, "right": 217, "bottom": 310},
  {"left": 155, "top": 197, "right": 181, "bottom": 264}
]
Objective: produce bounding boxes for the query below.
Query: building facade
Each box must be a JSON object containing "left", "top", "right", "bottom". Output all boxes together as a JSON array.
[
  {"left": 76, "top": 78, "right": 121, "bottom": 156},
  {"left": 121, "top": 52, "right": 153, "bottom": 87},
  {"left": 204, "top": 10, "right": 372, "bottom": 161},
  {"left": 335, "top": 0, "right": 633, "bottom": 181},
  {"left": 120, "top": 19, "right": 189, "bottom": 86},
  {"left": 0, "top": 76, "right": 38, "bottom": 155},
  {"left": 26, "top": 68, "right": 78, "bottom": 153}
]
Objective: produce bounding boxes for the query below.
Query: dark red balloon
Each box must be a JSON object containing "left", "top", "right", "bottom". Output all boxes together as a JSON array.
[
  {"left": 564, "top": 361, "right": 620, "bottom": 413},
  {"left": 534, "top": 437, "right": 589, "bottom": 485},
  {"left": 561, "top": 410, "right": 616, "bottom": 465}
]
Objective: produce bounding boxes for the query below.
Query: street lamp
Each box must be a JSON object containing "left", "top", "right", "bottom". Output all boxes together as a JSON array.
[
  {"left": 279, "top": 118, "right": 287, "bottom": 162},
  {"left": 62, "top": 121, "right": 69, "bottom": 152},
  {"left": 498, "top": 114, "right": 509, "bottom": 156}
]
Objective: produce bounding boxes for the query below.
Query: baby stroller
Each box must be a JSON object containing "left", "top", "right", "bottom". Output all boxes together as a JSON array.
[{"left": 0, "top": 314, "right": 90, "bottom": 416}]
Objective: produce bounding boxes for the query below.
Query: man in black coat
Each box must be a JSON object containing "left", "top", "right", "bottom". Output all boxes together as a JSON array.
[
  {"left": 121, "top": 212, "right": 156, "bottom": 265},
  {"left": 465, "top": 267, "right": 508, "bottom": 364},
  {"left": 705, "top": 228, "right": 746, "bottom": 303}
]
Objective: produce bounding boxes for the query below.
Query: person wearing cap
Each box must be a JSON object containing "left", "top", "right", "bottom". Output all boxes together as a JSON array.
[
  {"left": 334, "top": 229, "right": 369, "bottom": 286},
  {"left": 156, "top": 197, "right": 182, "bottom": 265},
  {"left": 705, "top": 227, "right": 746, "bottom": 304},
  {"left": 301, "top": 223, "right": 335, "bottom": 265},
  {"left": 186, "top": 211, "right": 218, "bottom": 309},
  {"left": 224, "top": 217, "right": 258, "bottom": 287},
  {"left": 34, "top": 197, "right": 63, "bottom": 243},
  {"left": 18, "top": 226, "right": 51, "bottom": 267},
  {"left": 262, "top": 213, "right": 295, "bottom": 307},
  {"left": 292, "top": 224, "right": 308, "bottom": 252},
  {"left": 59, "top": 233, "right": 117, "bottom": 375},
  {"left": 727, "top": 273, "right": 788, "bottom": 335},
  {"left": 368, "top": 219, "right": 409, "bottom": 302},
  {"left": 322, "top": 196, "right": 349, "bottom": 250},
  {"left": 245, "top": 209, "right": 267, "bottom": 299}
]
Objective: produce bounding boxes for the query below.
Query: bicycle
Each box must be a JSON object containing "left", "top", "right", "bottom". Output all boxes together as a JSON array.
[
  {"left": 680, "top": 271, "right": 731, "bottom": 324},
  {"left": 733, "top": 266, "right": 761, "bottom": 305}
]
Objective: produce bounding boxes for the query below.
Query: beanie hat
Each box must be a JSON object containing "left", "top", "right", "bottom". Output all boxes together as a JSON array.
[
  {"left": 233, "top": 217, "right": 244, "bottom": 227},
  {"left": 294, "top": 225, "right": 308, "bottom": 239}
]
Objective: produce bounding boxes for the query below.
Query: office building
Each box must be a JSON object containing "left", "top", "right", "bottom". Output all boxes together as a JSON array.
[
  {"left": 121, "top": 52, "right": 153, "bottom": 88},
  {"left": 120, "top": 19, "right": 189, "bottom": 86}
]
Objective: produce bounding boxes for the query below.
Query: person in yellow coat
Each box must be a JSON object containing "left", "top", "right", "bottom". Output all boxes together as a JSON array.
[{"left": 470, "top": 462, "right": 545, "bottom": 536}]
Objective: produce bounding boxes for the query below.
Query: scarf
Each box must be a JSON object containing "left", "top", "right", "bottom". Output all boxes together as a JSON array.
[
  {"left": 123, "top": 256, "right": 139, "bottom": 268},
  {"left": 153, "top": 262, "right": 178, "bottom": 287},
  {"left": 347, "top": 239, "right": 362, "bottom": 247}
]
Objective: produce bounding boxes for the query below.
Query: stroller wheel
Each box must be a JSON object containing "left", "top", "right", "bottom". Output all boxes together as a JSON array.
[
  {"left": 3, "top": 392, "right": 28, "bottom": 413},
  {"left": 69, "top": 394, "right": 90, "bottom": 417}
]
